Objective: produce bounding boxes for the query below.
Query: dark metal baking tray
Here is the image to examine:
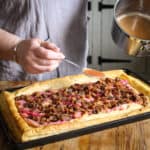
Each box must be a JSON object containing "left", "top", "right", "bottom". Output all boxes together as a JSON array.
[{"left": 0, "top": 69, "right": 149, "bottom": 150}]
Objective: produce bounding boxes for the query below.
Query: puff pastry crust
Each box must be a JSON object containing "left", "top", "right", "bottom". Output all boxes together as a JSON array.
[{"left": 0, "top": 69, "right": 150, "bottom": 142}]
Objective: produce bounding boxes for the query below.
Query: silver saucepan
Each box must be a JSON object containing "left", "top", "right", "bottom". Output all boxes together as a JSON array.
[{"left": 111, "top": 0, "right": 150, "bottom": 56}]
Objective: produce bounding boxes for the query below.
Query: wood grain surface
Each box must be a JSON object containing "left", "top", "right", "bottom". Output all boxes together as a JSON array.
[{"left": 0, "top": 119, "right": 150, "bottom": 150}]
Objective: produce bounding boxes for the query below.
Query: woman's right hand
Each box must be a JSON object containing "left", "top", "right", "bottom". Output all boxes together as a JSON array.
[{"left": 15, "top": 38, "right": 65, "bottom": 74}]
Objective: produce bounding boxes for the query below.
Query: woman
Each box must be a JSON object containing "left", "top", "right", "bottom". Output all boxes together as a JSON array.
[{"left": 0, "top": 0, "right": 88, "bottom": 81}]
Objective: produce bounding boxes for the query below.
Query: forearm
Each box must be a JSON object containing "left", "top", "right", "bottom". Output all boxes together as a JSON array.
[
  {"left": 0, "top": 29, "right": 21, "bottom": 61},
  {"left": 0, "top": 29, "right": 64, "bottom": 74}
]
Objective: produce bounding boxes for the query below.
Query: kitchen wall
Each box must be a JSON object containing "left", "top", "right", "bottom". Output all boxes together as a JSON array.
[{"left": 87, "top": 0, "right": 150, "bottom": 80}]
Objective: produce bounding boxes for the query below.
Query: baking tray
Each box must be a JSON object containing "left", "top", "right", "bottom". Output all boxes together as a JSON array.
[{"left": 0, "top": 69, "right": 149, "bottom": 150}]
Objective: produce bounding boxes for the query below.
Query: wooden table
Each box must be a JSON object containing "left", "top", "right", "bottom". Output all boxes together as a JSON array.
[{"left": 1, "top": 119, "right": 150, "bottom": 150}]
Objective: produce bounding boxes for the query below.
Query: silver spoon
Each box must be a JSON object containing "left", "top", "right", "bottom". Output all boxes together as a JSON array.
[{"left": 44, "top": 38, "right": 80, "bottom": 68}]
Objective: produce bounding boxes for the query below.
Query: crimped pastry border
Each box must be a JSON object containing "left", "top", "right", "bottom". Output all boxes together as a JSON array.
[{"left": 0, "top": 70, "right": 150, "bottom": 142}]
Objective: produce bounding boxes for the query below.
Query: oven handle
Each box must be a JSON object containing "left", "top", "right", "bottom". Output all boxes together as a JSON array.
[
  {"left": 98, "top": 56, "right": 132, "bottom": 65},
  {"left": 98, "top": 1, "right": 114, "bottom": 11}
]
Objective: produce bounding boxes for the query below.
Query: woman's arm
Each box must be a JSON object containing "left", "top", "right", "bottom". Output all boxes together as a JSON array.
[
  {"left": 0, "top": 28, "right": 65, "bottom": 74},
  {"left": 0, "top": 28, "right": 21, "bottom": 61}
]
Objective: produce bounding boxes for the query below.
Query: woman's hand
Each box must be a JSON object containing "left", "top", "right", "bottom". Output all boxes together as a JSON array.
[{"left": 16, "top": 38, "right": 65, "bottom": 74}]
